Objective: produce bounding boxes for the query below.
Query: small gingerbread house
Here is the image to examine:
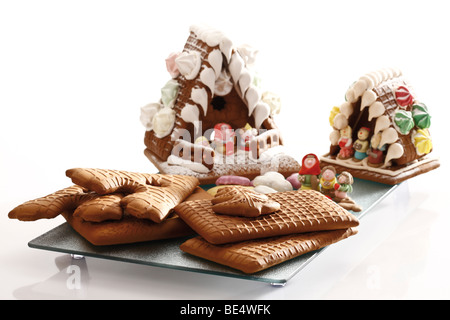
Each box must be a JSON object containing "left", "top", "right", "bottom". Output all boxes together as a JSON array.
[
  {"left": 321, "top": 68, "right": 439, "bottom": 185},
  {"left": 141, "top": 25, "right": 300, "bottom": 184}
]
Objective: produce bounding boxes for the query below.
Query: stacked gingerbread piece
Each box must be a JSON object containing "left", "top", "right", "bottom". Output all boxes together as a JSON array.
[
  {"left": 8, "top": 168, "right": 202, "bottom": 245},
  {"left": 9, "top": 169, "right": 359, "bottom": 274},
  {"left": 176, "top": 186, "right": 359, "bottom": 274}
]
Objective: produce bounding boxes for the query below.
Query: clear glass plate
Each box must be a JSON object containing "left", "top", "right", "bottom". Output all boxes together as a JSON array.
[{"left": 28, "top": 179, "right": 398, "bottom": 285}]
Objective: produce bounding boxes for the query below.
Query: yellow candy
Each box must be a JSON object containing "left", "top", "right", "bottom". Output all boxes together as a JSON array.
[
  {"left": 412, "top": 129, "right": 433, "bottom": 155},
  {"left": 329, "top": 106, "right": 340, "bottom": 127}
]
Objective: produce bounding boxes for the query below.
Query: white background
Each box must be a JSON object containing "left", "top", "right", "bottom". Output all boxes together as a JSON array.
[{"left": 1, "top": 0, "right": 449, "bottom": 299}]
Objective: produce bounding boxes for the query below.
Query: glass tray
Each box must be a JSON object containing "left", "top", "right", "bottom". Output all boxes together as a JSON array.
[{"left": 28, "top": 179, "right": 398, "bottom": 285}]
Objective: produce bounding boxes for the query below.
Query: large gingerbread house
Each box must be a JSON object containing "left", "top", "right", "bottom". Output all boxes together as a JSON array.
[
  {"left": 321, "top": 68, "right": 439, "bottom": 185},
  {"left": 140, "top": 25, "right": 300, "bottom": 184}
]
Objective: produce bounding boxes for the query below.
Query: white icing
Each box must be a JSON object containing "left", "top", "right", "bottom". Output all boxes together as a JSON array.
[
  {"left": 333, "top": 113, "right": 348, "bottom": 130},
  {"left": 374, "top": 115, "right": 390, "bottom": 135},
  {"left": 152, "top": 107, "right": 176, "bottom": 138},
  {"left": 180, "top": 103, "right": 200, "bottom": 133},
  {"left": 384, "top": 142, "right": 404, "bottom": 166},
  {"left": 167, "top": 155, "right": 210, "bottom": 173},
  {"left": 176, "top": 51, "right": 201, "bottom": 80},
  {"left": 359, "top": 75, "right": 374, "bottom": 90},
  {"left": 261, "top": 91, "right": 281, "bottom": 115},
  {"left": 330, "top": 129, "right": 340, "bottom": 146},
  {"left": 229, "top": 52, "right": 245, "bottom": 84},
  {"left": 380, "top": 127, "right": 399, "bottom": 147},
  {"left": 340, "top": 102, "right": 353, "bottom": 118},
  {"left": 140, "top": 102, "right": 161, "bottom": 131},
  {"left": 200, "top": 67, "right": 216, "bottom": 96},
  {"left": 352, "top": 79, "right": 367, "bottom": 98},
  {"left": 191, "top": 87, "right": 208, "bottom": 116},
  {"left": 345, "top": 87, "right": 357, "bottom": 103},
  {"left": 207, "top": 49, "right": 223, "bottom": 79},
  {"left": 238, "top": 70, "right": 252, "bottom": 96},
  {"left": 189, "top": 24, "right": 233, "bottom": 62},
  {"left": 368, "top": 101, "right": 385, "bottom": 121},
  {"left": 236, "top": 44, "right": 258, "bottom": 67},
  {"left": 253, "top": 102, "right": 270, "bottom": 129},
  {"left": 245, "top": 86, "right": 260, "bottom": 116},
  {"left": 361, "top": 90, "right": 377, "bottom": 110}
]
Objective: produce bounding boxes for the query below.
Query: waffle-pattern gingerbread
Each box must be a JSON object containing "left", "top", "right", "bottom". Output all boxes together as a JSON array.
[
  {"left": 66, "top": 168, "right": 199, "bottom": 223},
  {"left": 8, "top": 168, "right": 204, "bottom": 245}
]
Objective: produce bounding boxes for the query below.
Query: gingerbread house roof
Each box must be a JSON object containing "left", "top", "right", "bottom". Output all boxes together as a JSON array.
[
  {"left": 141, "top": 24, "right": 278, "bottom": 161},
  {"left": 322, "top": 68, "right": 439, "bottom": 184}
]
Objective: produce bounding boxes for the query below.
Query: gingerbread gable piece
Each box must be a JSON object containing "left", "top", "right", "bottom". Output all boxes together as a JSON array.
[
  {"left": 140, "top": 25, "right": 300, "bottom": 184},
  {"left": 321, "top": 68, "right": 439, "bottom": 185}
]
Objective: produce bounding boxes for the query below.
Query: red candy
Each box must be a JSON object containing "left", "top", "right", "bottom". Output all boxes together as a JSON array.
[{"left": 395, "top": 86, "right": 413, "bottom": 107}]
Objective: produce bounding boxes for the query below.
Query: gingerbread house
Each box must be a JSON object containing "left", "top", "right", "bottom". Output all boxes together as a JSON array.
[
  {"left": 140, "top": 25, "right": 300, "bottom": 184},
  {"left": 321, "top": 68, "right": 440, "bottom": 185}
]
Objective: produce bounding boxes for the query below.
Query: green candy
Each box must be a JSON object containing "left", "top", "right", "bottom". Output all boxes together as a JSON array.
[
  {"left": 412, "top": 103, "right": 431, "bottom": 129},
  {"left": 394, "top": 110, "right": 415, "bottom": 135}
]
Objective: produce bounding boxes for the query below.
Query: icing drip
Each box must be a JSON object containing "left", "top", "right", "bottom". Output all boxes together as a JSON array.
[
  {"left": 180, "top": 103, "right": 200, "bottom": 133},
  {"left": 208, "top": 49, "right": 223, "bottom": 79},
  {"left": 191, "top": 87, "right": 208, "bottom": 116},
  {"left": 253, "top": 102, "right": 270, "bottom": 129},
  {"left": 200, "top": 67, "right": 216, "bottom": 96}
]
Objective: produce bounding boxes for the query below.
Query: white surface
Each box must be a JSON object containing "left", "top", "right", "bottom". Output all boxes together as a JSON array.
[{"left": 1, "top": 0, "right": 449, "bottom": 300}]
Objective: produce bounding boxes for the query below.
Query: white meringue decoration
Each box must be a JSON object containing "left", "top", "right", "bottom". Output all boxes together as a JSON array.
[
  {"left": 207, "top": 49, "right": 223, "bottom": 79},
  {"left": 384, "top": 143, "right": 404, "bottom": 166},
  {"left": 333, "top": 113, "right": 348, "bottom": 130},
  {"left": 329, "top": 129, "right": 341, "bottom": 146},
  {"left": 361, "top": 90, "right": 377, "bottom": 110},
  {"left": 374, "top": 115, "right": 391, "bottom": 135},
  {"left": 229, "top": 52, "right": 245, "bottom": 83},
  {"left": 368, "top": 101, "right": 385, "bottom": 121},
  {"left": 245, "top": 86, "right": 260, "bottom": 116},
  {"left": 180, "top": 103, "right": 200, "bottom": 133},
  {"left": 359, "top": 75, "right": 375, "bottom": 90},
  {"left": 175, "top": 51, "right": 201, "bottom": 80},
  {"left": 340, "top": 102, "right": 353, "bottom": 119},
  {"left": 200, "top": 67, "right": 216, "bottom": 96},
  {"left": 380, "top": 127, "right": 399, "bottom": 147},
  {"left": 238, "top": 70, "right": 252, "bottom": 96},
  {"left": 261, "top": 91, "right": 281, "bottom": 115},
  {"left": 152, "top": 107, "right": 176, "bottom": 138},
  {"left": 253, "top": 102, "right": 270, "bottom": 129},
  {"left": 237, "top": 44, "right": 258, "bottom": 67},
  {"left": 345, "top": 87, "right": 356, "bottom": 103},
  {"left": 191, "top": 87, "right": 208, "bottom": 116},
  {"left": 220, "top": 37, "right": 233, "bottom": 62},
  {"left": 140, "top": 102, "right": 162, "bottom": 131},
  {"left": 352, "top": 79, "right": 367, "bottom": 98}
]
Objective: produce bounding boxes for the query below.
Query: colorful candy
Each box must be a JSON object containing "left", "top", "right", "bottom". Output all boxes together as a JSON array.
[
  {"left": 412, "top": 129, "right": 433, "bottom": 155},
  {"left": 412, "top": 103, "right": 431, "bottom": 129},
  {"left": 394, "top": 110, "right": 415, "bottom": 135},
  {"left": 395, "top": 86, "right": 414, "bottom": 107},
  {"left": 215, "top": 175, "right": 253, "bottom": 186}
]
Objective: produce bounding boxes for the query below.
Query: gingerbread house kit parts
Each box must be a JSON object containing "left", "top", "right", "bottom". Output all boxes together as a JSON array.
[
  {"left": 322, "top": 68, "right": 440, "bottom": 185},
  {"left": 140, "top": 25, "right": 300, "bottom": 184}
]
